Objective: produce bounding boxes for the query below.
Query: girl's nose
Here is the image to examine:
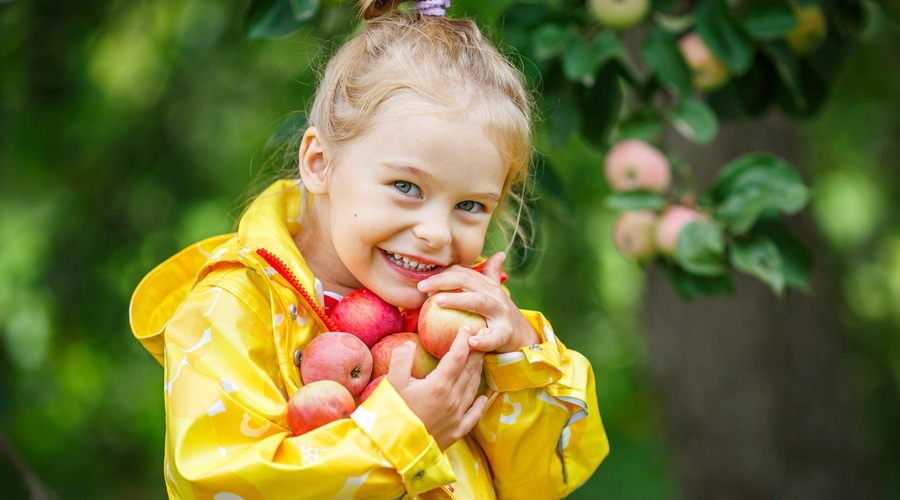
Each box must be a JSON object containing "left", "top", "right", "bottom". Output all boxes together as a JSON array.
[{"left": 412, "top": 210, "right": 452, "bottom": 249}]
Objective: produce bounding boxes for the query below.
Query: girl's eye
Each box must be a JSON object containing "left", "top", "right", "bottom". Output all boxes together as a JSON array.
[
  {"left": 456, "top": 200, "right": 484, "bottom": 213},
  {"left": 393, "top": 181, "right": 420, "bottom": 196}
]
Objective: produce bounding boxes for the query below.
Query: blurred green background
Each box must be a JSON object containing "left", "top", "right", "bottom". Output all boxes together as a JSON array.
[{"left": 2, "top": 0, "right": 899, "bottom": 498}]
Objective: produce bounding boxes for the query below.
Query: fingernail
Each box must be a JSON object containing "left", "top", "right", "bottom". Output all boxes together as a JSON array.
[{"left": 462, "top": 325, "right": 471, "bottom": 333}]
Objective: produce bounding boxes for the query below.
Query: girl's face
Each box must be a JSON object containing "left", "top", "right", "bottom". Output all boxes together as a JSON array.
[{"left": 305, "top": 103, "right": 508, "bottom": 309}]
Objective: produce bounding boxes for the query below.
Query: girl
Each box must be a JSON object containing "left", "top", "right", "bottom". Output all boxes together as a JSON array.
[{"left": 130, "top": 1, "right": 608, "bottom": 498}]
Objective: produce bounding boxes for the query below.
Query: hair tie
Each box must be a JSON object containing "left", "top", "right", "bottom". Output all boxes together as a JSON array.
[{"left": 414, "top": 0, "right": 450, "bottom": 16}]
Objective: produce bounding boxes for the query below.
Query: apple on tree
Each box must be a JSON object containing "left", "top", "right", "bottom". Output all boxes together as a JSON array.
[
  {"left": 678, "top": 32, "right": 730, "bottom": 91},
  {"left": 300, "top": 331, "right": 373, "bottom": 398},
  {"left": 612, "top": 210, "right": 659, "bottom": 262},
  {"left": 286, "top": 380, "right": 356, "bottom": 435},
  {"left": 588, "top": 0, "right": 650, "bottom": 31},
  {"left": 654, "top": 205, "right": 707, "bottom": 257},
  {"left": 330, "top": 288, "right": 402, "bottom": 348},
  {"left": 417, "top": 293, "right": 487, "bottom": 359},
  {"left": 603, "top": 139, "right": 672, "bottom": 193},
  {"left": 370, "top": 332, "right": 439, "bottom": 380}
]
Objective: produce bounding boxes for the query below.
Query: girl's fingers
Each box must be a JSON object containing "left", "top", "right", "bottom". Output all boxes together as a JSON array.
[
  {"left": 430, "top": 325, "right": 474, "bottom": 377},
  {"left": 458, "top": 395, "right": 488, "bottom": 435},
  {"left": 479, "top": 252, "right": 506, "bottom": 283},
  {"left": 417, "top": 263, "right": 496, "bottom": 294},
  {"left": 431, "top": 290, "right": 497, "bottom": 317},
  {"left": 386, "top": 341, "right": 416, "bottom": 389},
  {"left": 468, "top": 327, "right": 504, "bottom": 352}
]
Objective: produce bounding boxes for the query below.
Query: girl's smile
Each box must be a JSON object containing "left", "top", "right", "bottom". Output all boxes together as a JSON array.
[
  {"left": 297, "top": 100, "right": 508, "bottom": 309},
  {"left": 382, "top": 249, "right": 443, "bottom": 274}
]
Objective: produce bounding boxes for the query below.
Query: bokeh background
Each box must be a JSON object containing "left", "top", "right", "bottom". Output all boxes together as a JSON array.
[{"left": 2, "top": 0, "right": 899, "bottom": 498}]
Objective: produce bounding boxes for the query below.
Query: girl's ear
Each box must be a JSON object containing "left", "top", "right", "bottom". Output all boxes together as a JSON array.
[{"left": 298, "top": 127, "right": 329, "bottom": 195}]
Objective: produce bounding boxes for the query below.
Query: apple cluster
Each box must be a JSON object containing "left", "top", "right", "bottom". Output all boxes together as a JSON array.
[
  {"left": 604, "top": 138, "right": 707, "bottom": 263},
  {"left": 285, "top": 287, "right": 487, "bottom": 435},
  {"left": 589, "top": 1, "right": 826, "bottom": 93}
]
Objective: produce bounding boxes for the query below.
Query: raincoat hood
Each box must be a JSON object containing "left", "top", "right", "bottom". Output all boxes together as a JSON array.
[{"left": 130, "top": 179, "right": 318, "bottom": 364}]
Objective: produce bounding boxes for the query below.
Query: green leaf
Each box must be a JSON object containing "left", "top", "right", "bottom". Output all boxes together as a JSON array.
[
  {"left": 652, "top": 11, "right": 696, "bottom": 34},
  {"left": 761, "top": 41, "right": 808, "bottom": 112},
  {"left": 574, "top": 63, "right": 622, "bottom": 148},
  {"left": 605, "top": 192, "right": 666, "bottom": 212},
  {"left": 707, "top": 57, "right": 776, "bottom": 119},
  {"left": 751, "top": 215, "right": 813, "bottom": 291},
  {"left": 696, "top": 0, "right": 755, "bottom": 73},
  {"left": 669, "top": 97, "right": 718, "bottom": 144},
  {"left": 562, "top": 36, "right": 596, "bottom": 86},
  {"left": 710, "top": 154, "right": 810, "bottom": 233},
  {"left": 730, "top": 234, "right": 786, "bottom": 294},
  {"left": 614, "top": 109, "right": 665, "bottom": 143},
  {"left": 246, "top": 0, "right": 320, "bottom": 39},
  {"left": 562, "top": 33, "right": 624, "bottom": 87},
  {"left": 740, "top": 0, "right": 798, "bottom": 39},
  {"left": 666, "top": 263, "right": 735, "bottom": 300},
  {"left": 532, "top": 23, "right": 574, "bottom": 61},
  {"left": 641, "top": 26, "right": 692, "bottom": 95},
  {"left": 675, "top": 221, "right": 728, "bottom": 277},
  {"left": 591, "top": 32, "right": 627, "bottom": 60}
]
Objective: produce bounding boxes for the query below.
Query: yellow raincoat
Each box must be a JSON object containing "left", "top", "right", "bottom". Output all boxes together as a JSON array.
[{"left": 130, "top": 180, "right": 608, "bottom": 499}]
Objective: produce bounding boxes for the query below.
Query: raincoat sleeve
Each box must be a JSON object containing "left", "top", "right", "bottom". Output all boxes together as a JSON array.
[
  {"left": 160, "top": 266, "right": 455, "bottom": 499},
  {"left": 474, "top": 310, "right": 608, "bottom": 500}
]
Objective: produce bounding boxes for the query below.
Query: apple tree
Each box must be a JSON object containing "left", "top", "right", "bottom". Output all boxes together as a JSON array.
[{"left": 244, "top": 0, "right": 877, "bottom": 300}]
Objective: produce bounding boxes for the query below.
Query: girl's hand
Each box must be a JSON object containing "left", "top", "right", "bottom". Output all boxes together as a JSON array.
[
  {"left": 417, "top": 252, "right": 539, "bottom": 354},
  {"left": 387, "top": 327, "right": 487, "bottom": 451}
]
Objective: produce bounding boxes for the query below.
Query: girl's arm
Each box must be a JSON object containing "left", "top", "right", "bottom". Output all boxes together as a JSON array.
[
  {"left": 417, "top": 255, "right": 609, "bottom": 498},
  {"left": 474, "top": 310, "right": 609, "bottom": 499},
  {"left": 160, "top": 268, "right": 454, "bottom": 499}
]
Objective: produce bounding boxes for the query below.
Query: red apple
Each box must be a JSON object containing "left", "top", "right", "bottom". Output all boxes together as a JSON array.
[
  {"left": 588, "top": 0, "right": 650, "bottom": 30},
  {"left": 286, "top": 380, "right": 356, "bottom": 435},
  {"left": 654, "top": 205, "right": 707, "bottom": 257},
  {"left": 603, "top": 139, "right": 671, "bottom": 193},
  {"left": 612, "top": 210, "right": 659, "bottom": 262},
  {"left": 330, "top": 288, "right": 402, "bottom": 348},
  {"left": 300, "top": 331, "right": 373, "bottom": 397},
  {"left": 417, "top": 294, "right": 487, "bottom": 359},
  {"left": 400, "top": 307, "right": 420, "bottom": 333},
  {"left": 359, "top": 374, "right": 385, "bottom": 404},
  {"left": 678, "top": 32, "right": 730, "bottom": 91},
  {"left": 371, "top": 332, "right": 439, "bottom": 380}
]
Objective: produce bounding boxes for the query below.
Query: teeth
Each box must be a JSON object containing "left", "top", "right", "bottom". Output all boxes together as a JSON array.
[{"left": 389, "top": 252, "right": 436, "bottom": 272}]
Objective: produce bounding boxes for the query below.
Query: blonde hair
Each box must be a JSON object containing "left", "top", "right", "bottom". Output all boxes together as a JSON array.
[{"left": 303, "top": 0, "right": 535, "bottom": 251}]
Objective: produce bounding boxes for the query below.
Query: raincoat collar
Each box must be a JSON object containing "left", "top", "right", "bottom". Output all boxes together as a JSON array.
[{"left": 237, "top": 178, "right": 319, "bottom": 299}]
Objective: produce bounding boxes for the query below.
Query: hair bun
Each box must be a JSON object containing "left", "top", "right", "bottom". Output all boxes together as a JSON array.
[{"left": 360, "top": 0, "right": 406, "bottom": 20}]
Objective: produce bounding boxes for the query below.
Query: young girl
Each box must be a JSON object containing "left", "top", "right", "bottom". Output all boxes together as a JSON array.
[{"left": 130, "top": 1, "right": 608, "bottom": 498}]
